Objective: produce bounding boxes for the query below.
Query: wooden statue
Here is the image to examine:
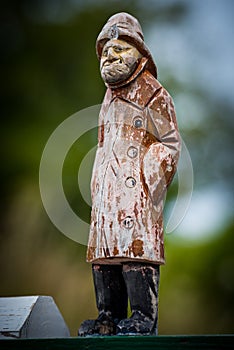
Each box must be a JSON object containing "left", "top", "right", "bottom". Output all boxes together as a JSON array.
[{"left": 78, "top": 12, "right": 180, "bottom": 336}]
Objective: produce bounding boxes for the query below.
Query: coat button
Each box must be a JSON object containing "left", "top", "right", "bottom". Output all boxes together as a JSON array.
[
  {"left": 133, "top": 116, "right": 143, "bottom": 128},
  {"left": 125, "top": 177, "right": 136, "bottom": 188},
  {"left": 127, "top": 146, "right": 138, "bottom": 158},
  {"left": 122, "top": 216, "right": 134, "bottom": 229}
]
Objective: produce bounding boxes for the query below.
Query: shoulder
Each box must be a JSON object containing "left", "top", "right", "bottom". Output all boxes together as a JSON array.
[
  {"left": 147, "top": 80, "right": 177, "bottom": 126},
  {"left": 140, "top": 70, "right": 162, "bottom": 92},
  {"left": 134, "top": 70, "right": 162, "bottom": 107}
]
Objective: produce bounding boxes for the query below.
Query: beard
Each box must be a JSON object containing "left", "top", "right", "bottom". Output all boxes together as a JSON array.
[{"left": 101, "top": 59, "right": 138, "bottom": 84}]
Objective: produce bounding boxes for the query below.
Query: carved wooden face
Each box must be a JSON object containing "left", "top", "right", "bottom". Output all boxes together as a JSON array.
[{"left": 100, "top": 39, "right": 142, "bottom": 84}]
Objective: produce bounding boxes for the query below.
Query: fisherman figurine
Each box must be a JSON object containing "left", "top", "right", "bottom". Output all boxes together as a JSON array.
[{"left": 78, "top": 12, "right": 180, "bottom": 336}]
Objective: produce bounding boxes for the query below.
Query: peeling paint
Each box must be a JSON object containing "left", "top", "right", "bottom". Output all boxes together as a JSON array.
[
  {"left": 131, "top": 239, "right": 144, "bottom": 257},
  {"left": 87, "top": 55, "right": 180, "bottom": 265}
]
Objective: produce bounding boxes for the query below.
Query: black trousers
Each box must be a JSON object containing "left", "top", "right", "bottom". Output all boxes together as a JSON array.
[{"left": 92, "top": 262, "right": 160, "bottom": 333}]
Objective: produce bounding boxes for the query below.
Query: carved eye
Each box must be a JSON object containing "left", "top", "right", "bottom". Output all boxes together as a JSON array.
[
  {"left": 114, "top": 46, "right": 123, "bottom": 52},
  {"left": 102, "top": 49, "right": 108, "bottom": 57}
]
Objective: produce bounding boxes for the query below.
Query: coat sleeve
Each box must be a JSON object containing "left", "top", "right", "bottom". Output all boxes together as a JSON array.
[{"left": 142, "top": 86, "right": 181, "bottom": 205}]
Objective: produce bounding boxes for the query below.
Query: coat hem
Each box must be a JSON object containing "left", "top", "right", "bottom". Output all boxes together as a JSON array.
[{"left": 86, "top": 257, "right": 165, "bottom": 265}]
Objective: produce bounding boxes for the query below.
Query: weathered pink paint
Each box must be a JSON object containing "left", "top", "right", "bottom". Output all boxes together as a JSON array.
[{"left": 87, "top": 14, "right": 180, "bottom": 266}]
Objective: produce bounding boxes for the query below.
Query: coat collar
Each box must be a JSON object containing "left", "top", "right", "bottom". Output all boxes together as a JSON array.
[{"left": 106, "top": 58, "right": 161, "bottom": 109}]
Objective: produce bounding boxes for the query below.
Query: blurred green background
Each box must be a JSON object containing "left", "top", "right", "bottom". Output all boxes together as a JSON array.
[{"left": 1, "top": 0, "right": 234, "bottom": 336}]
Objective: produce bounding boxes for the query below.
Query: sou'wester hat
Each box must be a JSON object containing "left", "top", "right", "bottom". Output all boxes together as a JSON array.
[{"left": 96, "top": 12, "right": 157, "bottom": 78}]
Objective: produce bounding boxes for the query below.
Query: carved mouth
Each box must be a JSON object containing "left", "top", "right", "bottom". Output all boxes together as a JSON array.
[
  {"left": 103, "top": 59, "right": 122, "bottom": 68},
  {"left": 102, "top": 64, "right": 126, "bottom": 76},
  {"left": 103, "top": 60, "right": 121, "bottom": 67}
]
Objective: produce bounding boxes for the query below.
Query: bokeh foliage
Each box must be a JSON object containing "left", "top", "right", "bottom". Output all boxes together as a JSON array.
[{"left": 0, "top": 0, "right": 233, "bottom": 336}]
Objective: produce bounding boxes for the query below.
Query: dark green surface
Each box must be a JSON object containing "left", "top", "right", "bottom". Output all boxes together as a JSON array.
[{"left": 0, "top": 335, "right": 234, "bottom": 350}]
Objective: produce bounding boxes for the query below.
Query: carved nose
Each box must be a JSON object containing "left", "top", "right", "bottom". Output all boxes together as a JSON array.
[{"left": 107, "top": 48, "right": 119, "bottom": 61}]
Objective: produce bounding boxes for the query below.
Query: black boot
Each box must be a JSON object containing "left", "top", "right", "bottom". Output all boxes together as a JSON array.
[
  {"left": 116, "top": 262, "right": 160, "bottom": 335},
  {"left": 78, "top": 264, "right": 128, "bottom": 336}
]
